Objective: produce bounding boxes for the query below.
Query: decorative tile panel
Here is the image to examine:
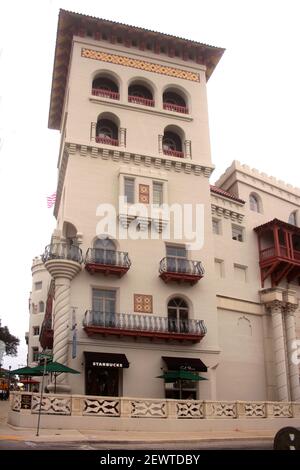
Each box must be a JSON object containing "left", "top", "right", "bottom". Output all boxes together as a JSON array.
[
  {"left": 83, "top": 398, "right": 120, "bottom": 416},
  {"left": 177, "top": 401, "right": 204, "bottom": 418},
  {"left": 134, "top": 294, "right": 153, "bottom": 313},
  {"left": 139, "top": 184, "right": 150, "bottom": 203},
  {"left": 31, "top": 396, "right": 71, "bottom": 415},
  {"left": 81, "top": 48, "right": 200, "bottom": 82},
  {"left": 131, "top": 400, "right": 167, "bottom": 418}
]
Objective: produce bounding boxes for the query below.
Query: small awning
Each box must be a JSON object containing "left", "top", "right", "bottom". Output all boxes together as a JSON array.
[
  {"left": 157, "top": 370, "right": 208, "bottom": 382},
  {"left": 162, "top": 356, "right": 207, "bottom": 372},
  {"left": 84, "top": 351, "right": 129, "bottom": 368}
]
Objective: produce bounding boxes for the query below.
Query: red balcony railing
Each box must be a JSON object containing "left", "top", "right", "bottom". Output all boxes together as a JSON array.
[
  {"left": 260, "top": 245, "right": 289, "bottom": 261},
  {"left": 163, "top": 149, "right": 184, "bottom": 158},
  {"left": 92, "top": 88, "right": 119, "bottom": 100},
  {"left": 95, "top": 136, "right": 119, "bottom": 146},
  {"left": 128, "top": 95, "right": 155, "bottom": 107},
  {"left": 163, "top": 103, "right": 188, "bottom": 114}
]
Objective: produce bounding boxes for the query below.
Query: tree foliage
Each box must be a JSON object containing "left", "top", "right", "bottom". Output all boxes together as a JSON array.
[{"left": 0, "top": 320, "right": 20, "bottom": 356}]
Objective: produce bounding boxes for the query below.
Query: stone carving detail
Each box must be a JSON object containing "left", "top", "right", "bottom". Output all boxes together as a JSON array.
[
  {"left": 244, "top": 402, "right": 266, "bottom": 417},
  {"left": 83, "top": 398, "right": 120, "bottom": 416},
  {"left": 206, "top": 402, "right": 237, "bottom": 418},
  {"left": 131, "top": 400, "right": 166, "bottom": 417},
  {"left": 272, "top": 403, "right": 292, "bottom": 417},
  {"left": 81, "top": 48, "right": 200, "bottom": 82},
  {"left": 12, "top": 393, "right": 21, "bottom": 411},
  {"left": 31, "top": 396, "right": 71, "bottom": 415},
  {"left": 177, "top": 401, "right": 204, "bottom": 418}
]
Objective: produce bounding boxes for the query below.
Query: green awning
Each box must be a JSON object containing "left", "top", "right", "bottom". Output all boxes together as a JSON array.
[{"left": 157, "top": 370, "right": 207, "bottom": 382}]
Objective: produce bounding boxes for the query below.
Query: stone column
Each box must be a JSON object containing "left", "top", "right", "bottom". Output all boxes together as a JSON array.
[
  {"left": 284, "top": 303, "right": 300, "bottom": 401},
  {"left": 44, "top": 258, "right": 81, "bottom": 393},
  {"left": 269, "top": 300, "right": 289, "bottom": 401}
]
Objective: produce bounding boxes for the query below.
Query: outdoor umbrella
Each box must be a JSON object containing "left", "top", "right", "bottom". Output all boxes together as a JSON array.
[
  {"left": 31, "top": 361, "right": 80, "bottom": 393},
  {"left": 9, "top": 366, "right": 43, "bottom": 376},
  {"left": 156, "top": 370, "right": 207, "bottom": 399}
]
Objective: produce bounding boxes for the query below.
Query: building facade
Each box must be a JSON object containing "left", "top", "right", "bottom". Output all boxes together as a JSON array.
[{"left": 28, "top": 10, "right": 300, "bottom": 402}]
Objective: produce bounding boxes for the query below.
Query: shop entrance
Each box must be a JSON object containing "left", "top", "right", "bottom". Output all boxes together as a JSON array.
[{"left": 85, "top": 366, "right": 119, "bottom": 396}]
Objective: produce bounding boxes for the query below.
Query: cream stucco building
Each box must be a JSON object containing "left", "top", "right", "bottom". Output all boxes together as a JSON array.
[{"left": 27, "top": 9, "right": 300, "bottom": 403}]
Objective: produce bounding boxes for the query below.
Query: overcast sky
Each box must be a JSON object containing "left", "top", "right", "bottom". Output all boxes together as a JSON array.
[{"left": 1, "top": 0, "right": 300, "bottom": 369}]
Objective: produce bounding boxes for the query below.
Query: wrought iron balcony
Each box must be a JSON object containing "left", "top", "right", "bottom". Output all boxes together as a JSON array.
[
  {"left": 83, "top": 310, "right": 206, "bottom": 343},
  {"left": 159, "top": 257, "right": 205, "bottom": 285},
  {"left": 128, "top": 95, "right": 155, "bottom": 107},
  {"left": 92, "top": 88, "right": 120, "bottom": 100},
  {"left": 84, "top": 248, "right": 131, "bottom": 276},
  {"left": 163, "top": 102, "right": 189, "bottom": 114},
  {"left": 42, "top": 243, "right": 83, "bottom": 264}
]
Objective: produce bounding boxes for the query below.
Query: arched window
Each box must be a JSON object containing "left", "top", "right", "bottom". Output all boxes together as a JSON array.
[
  {"left": 128, "top": 83, "right": 154, "bottom": 107},
  {"left": 162, "top": 131, "right": 183, "bottom": 158},
  {"left": 163, "top": 90, "right": 188, "bottom": 114},
  {"left": 93, "top": 238, "right": 116, "bottom": 265},
  {"left": 39, "top": 301, "right": 44, "bottom": 313},
  {"left": 249, "top": 193, "right": 260, "bottom": 212},
  {"left": 167, "top": 297, "right": 189, "bottom": 333},
  {"left": 96, "top": 118, "right": 119, "bottom": 146},
  {"left": 92, "top": 75, "right": 119, "bottom": 99},
  {"left": 288, "top": 211, "right": 297, "bottom": 226}
]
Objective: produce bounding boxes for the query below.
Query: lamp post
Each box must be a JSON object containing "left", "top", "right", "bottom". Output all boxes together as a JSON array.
[{"left": 7, "top": 365, "right": 11, "bottom": 399}]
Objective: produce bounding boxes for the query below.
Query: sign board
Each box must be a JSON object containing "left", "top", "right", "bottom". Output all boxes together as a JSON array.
[{"left": 21, "top": 394, "right": 32, "bottom": 410}]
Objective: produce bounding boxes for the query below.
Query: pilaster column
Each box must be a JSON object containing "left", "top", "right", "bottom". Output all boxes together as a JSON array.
[
  {"left": 44, "top": 258, "right": 81, "bottom": 393},
  {"left": 284, "top": 303, "right": 300, "bottom": 401},
  {"left": 268, "top": 300, "right": 289, "bottom": 401}
]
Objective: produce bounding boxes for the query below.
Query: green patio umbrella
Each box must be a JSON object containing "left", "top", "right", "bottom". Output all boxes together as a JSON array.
[
  {"left": 9, "top": 366, "right": 43, "bottom": 376},
  {"left": 157, "top": 370, "right": 207, "bottom": 399},
  {"left": 31, "top": 361, "right": 80, "bottom": 393}
]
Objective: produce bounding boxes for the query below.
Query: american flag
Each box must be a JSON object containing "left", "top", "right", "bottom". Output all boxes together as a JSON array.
[{"left": 47, "top": 192, "right": 56, "bottom": 208}]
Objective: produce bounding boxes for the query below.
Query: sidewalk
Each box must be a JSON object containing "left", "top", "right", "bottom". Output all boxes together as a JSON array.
[{"left": 0, "top": 401, "right": 274, "bottom": 444}]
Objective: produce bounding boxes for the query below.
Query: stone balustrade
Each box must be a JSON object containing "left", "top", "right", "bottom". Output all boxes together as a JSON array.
[{"left": 10, "top": 392, "right": 300, "bottom": 419}]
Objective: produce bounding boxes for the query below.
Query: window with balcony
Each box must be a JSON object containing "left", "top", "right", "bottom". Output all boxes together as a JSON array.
[
  {"left": 162, "top": 130, "right": 183, "bottom": 158},
  {"left": 92, "top": 75, "right": 119, "bottom": 100},
  {"left": 153, "top": 181, "right": 163, "bottom": 206},
  {"left": 96, "top": 117, "right": 119, "bottom": 146},
  {"left": 163, "top": 89, "right": 188, "bottom": 114},
  {"left": 124, "top": 177, "right": 135, "bottom": 204},
  {"left": 33, "top": 326, "right": 40, "bottom": 336},
  {"left": 92, "top": 289, "right": 116, "bottom": 327},
  {"left": 232, "top": 225, "right": 244, "bottom": 242},
  {"left": 128, "top": 82, "right": 154, "bottom": 107},
  {"left": 167, "top": 297, "right": 189, "bottom": 333},
  {"left": 94, "top": 238, "right": 116, "bottom": 265}
]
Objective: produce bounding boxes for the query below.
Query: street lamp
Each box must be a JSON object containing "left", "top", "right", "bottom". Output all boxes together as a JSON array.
[{"left": 7, "top": 365, "right": 11, "bottom": 399}]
